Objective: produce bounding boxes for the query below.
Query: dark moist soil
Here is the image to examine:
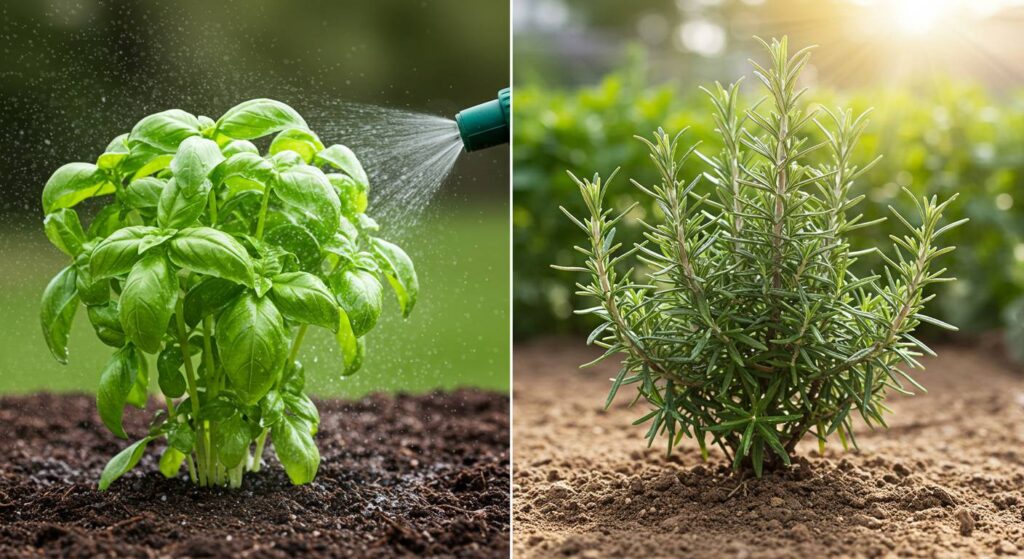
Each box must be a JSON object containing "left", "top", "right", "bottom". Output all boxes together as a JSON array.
[
  {"left": 514, "top": 338, "right": 1024, "bottom": 558},
  {"left": 0, "top": 389, "right": 509, "bottom": 558}
]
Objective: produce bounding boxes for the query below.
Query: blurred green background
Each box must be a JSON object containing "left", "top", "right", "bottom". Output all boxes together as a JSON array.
[
  {"left": 513, "top": 0, "right": 1024, "bottom": 352},
  {"left": 0, "top": 1, "right": 510, "bottom": 396}
]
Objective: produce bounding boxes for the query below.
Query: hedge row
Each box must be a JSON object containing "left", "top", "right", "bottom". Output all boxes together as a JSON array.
[{"left": 513, "top": 70, "right": 1024, "bottom": 343}]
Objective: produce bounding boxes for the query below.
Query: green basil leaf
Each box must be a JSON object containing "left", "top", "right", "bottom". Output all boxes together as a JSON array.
[
  {"left": 326, "top": 173, "right": 368, "bottom": 216},
  {"left": 253, "top": 242, "right": 293, "bottom": 277},
  {"left": 125, "top": 350, "right": 149, "bottom": 409},
  {"left": 42, "top": 162, "right": 116, "bottom": 213},
  {"left": 123, "top": 177, "right": 166, "bottom": 210},
  {"left": 324, "top": 232, "right": 356, "bottom": 258},
  {"left": 131, "top": 153, "right": 175, "bottom": 180},
  {"left": 157, "top": 345, "right": 187, "bottom": 398},
  {"left": 87, "top": 302, "right": 126, "bottom": 347},
  {"left": 221, "top": 139, "right": 259, "bottom": 157},
  {"left": 97, "top": 134, "right": 130, "bottom": 171},
  {"left": 119, "top": 253, "right": 178, "bottom": 354},
  {"left": 244, "top": 415, "right": 265, "bottom": 441},
  {"left": 215, "top": 414, "right": 252, "bottom": 469},
  {"left": 216, "top": 293, "right": 288, "bottom": 404},
  {"left": 356, "top": 214, "right": 379, "bottom": 232},
  {"left": 171, "top": 136, "right": 225, "bottom": 196},
  {"left": 216, "top": 99, "right": 307, "bottom": 140},
  {"left": 167, "top": 421, "right": 196, "bottom": 453},
  {"left": 182, "top": 276, "right": 244, "bottom": 328},
  {"left": 86, "top": 204, "right": 125, "bottom": 239},
  {"left": 128, "top": 109, "right": 201, "bottom": 153},
  {"left": 281, "top": 360, "right": 305, "bottom": 394},
  {"left": 200, "top": 394, "right": 238, "bottom": 422},
  {"left": 168, "top": 227, "right": 255, "bottom": 287},
  {"left": 118, "top": 141, "right": 161, "bottom": 177},
  {"left": 98, "top": 436, "right": 152, "bottom": 490},
  {"left": 158, "top": 447, "right": 186, "bottom": 478},
  {"left": 270, "top": 150, "right": 304, "bottom": 171},
  {"left": 337, "top": 215, "right": 359, "bottom": 241},
  {"left": 75, "top": 246, "right": 110, "bottom": 305},
  {"left": 269, "top": 272, "right": 339, "bottom": 331},
  {"left": 198, "top": 115, "right": 215, "bottom": 132},
  {"left": 158, "top": 177, "right": 209, "bottom": 229},
  {"left": 282, "top": 392, "right": 319, "bottom": 434},
  {"left": 40, "top": 266, "right": 79, "bottom": 364},
  {"left": 210, "top": 152, "right": 274, "bottom": 195},
  {"left": 335, "top": 311, "right": 365, "bottom": 377},
  {"left": 97, "top": 345, "right": 137, "bottom": 439},
  {"left": 260, "top": 390, "right": 285, "bottom": 428},
  {"left": 272, "top": 415, "right": 319, "bottom": 485},
  {"left": 265, "top": 223, "right": 321, "bottom": 273},
  {"left": 137, "top": 232, "right": 175, "bottom": 255},
  {"left": 217, "top": 190, "right": 262, "bottom": 225},
  {"left": 254, "top": 276, "right": 273, "bottom": 298},
  {"left": 371, "top": 238, "right": 419, "bottom": 318},
  {"left": 269, "top": 128, "right": 323, "bottom": 163},
  {"left": 44, "top": 208, "right": 87, "bottom": 257},
  {"left": 330, "top": 268, "right": 382, "bottom": 337},
  {"left": 90, "top": 226, "right": 160, "bottom": 279},
  {"left": 350, "top": 251, "right": 379, "bottom": 273},
  {"left": 274, "top": 165, "right": 340, "bottom": 238},
  {"left": 316, "top": 145, "right": 369, "bottom": 190}
]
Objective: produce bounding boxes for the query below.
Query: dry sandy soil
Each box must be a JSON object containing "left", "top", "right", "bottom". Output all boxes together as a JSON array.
[{"left": 513, "top": 338, "right": 1024, "bottom": 558}]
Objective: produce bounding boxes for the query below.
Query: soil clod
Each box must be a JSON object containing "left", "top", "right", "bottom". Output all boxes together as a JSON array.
[{"left": 955, "top": 508, "right": 975, "bottom": 536}]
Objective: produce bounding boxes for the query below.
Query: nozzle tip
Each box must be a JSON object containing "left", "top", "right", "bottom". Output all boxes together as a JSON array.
[{"left": 456, "top": 88, "right": 510, "bottom": 152}]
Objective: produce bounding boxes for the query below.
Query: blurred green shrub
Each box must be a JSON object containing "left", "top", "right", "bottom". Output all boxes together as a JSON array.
[{"left": 514, "top": 69, "right": 1024, "bottom": 340}]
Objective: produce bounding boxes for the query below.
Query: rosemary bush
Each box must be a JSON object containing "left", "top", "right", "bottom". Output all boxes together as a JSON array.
[
  {"left": 557, "top": 38, "right": 965, "bottom": 474},
  {"left": 40, "top": 99, "right": 417, "bottom": 489}
]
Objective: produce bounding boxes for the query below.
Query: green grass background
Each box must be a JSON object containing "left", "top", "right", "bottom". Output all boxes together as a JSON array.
[{"left": 0, "top": 205, "right": 509, "bottom": 397}]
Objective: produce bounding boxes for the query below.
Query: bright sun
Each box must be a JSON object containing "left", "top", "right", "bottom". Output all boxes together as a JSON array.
[
  {"left": 885, "top": 0, "right": 950, "bottom": 34},
  {"left": 815, "top": 0, "right": 1024, "bottom": 85},
  {"left": 850, "top": 0, "right": 1021, "bottom": 37}
]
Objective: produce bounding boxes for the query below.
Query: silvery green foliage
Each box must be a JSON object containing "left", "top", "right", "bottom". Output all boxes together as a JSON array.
[
  {"left": 557, "top": 38, "right": 964, "bottom": 476},
  {"left": 40, "top": 99, "right": 418, "bottom": 489}
]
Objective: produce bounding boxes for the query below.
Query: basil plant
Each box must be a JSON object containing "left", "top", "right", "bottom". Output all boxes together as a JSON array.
[{"left": 40, "top": 99, "right": 418, "bottom": 489}]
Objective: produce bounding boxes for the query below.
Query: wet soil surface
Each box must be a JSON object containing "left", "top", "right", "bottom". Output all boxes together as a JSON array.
[
  {"left": 0, "top": 390, "right": 509, "bottom": 558},
  {"left": 514, "top": 339, "right": 1024, "bottom": 558}
]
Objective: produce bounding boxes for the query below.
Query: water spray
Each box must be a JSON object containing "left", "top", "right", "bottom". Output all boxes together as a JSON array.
[
  {"left": 314, "top": 88, "right": 509, "bottom": 224},
  {"left": 455, "top": 88, "right": 510, "bottom": 152}
]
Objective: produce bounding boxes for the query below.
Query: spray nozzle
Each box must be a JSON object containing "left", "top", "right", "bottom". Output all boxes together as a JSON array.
[{"left": 455, "top": 87, "right": 510, "bottom": 152}]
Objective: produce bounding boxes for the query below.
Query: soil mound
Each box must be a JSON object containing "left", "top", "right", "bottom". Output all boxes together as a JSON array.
[{"left": 514, "top": 339, "right": 1024, "bottom": 558}]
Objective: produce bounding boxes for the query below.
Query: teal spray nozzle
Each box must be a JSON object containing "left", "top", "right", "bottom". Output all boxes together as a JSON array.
[{"left": 455, "top": 87, "right": 510, "bottom": 152}]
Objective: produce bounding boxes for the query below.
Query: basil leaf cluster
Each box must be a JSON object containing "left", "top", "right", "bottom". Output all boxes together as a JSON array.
[{"left": 39, "top": 98, "right": 419, "bottom": 489}]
